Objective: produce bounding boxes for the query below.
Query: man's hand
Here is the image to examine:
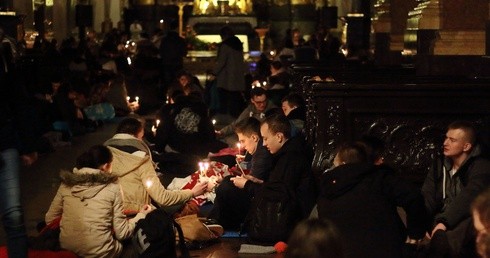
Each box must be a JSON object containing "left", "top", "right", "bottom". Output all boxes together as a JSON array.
[
  {"left": 431, "top": 223, "right": 447, "bottom": 238},
  {"left": 243, "top": 174, "right": 263, "bottom": 184},
  {"left": 21, "top": 152, "right": 38, "bottom": 166},
  {"left": 230, "top": 176, "right": 248, "bottom": 189}
]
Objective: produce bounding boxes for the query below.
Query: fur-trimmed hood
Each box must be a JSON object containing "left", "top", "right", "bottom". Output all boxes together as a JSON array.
[{"left": 60, "top": 167, "right": 118, "bottom": 201}]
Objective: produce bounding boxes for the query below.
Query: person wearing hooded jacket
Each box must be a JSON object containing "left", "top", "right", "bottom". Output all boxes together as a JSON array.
[
  {"left": 213, "top": 26, "right": 246, "bottom": 118},
  {"left": 45, "top": 145, "right": 151, "bottom": 258},
  {"left": 317, "top": 142, "right": 427, "bottom": 258},
  {"left": 104, "top": 117, "right": 207, "bottom": 214},
  {"left": 422, "top": 120, "right": 490, "bottom": 257}
]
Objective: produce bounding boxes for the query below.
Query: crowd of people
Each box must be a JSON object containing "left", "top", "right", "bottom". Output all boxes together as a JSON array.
[{"left": 2, "top": 20, "right": 490, "bottom": 258}]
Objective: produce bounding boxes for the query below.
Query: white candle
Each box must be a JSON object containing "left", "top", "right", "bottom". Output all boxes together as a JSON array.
[
  {"left": 204, "top": 162, "right": 209, "bottom": 176},
  {"left": 198, "top": 161, "right": 204, "bottom": 177},
  {"left": 212, "top": 119, "right": 216, "bottom": 126},
  {"left": 156, "top": 119, "right": 160, "bottom": 127},
  {"left": 236, "top": 143, "right": 242, "bottom": 155},
  {"left": 135, "top": 96, "right": 139, "bottom": 103},
  {"left": 145, "top": 179, "right": 153, "bottom": 205},
  {"left": 126, "top": 96, "right": 130, "bottom": 102}
]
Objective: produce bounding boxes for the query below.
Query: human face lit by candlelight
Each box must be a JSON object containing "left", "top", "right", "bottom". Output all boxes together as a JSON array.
[
  {"left": 251, "top": 94, "right": 267, "bottom": 113},
  {"left": 237, "top": 132, "right": 259, "bottom": 155},
  {"left": 281, "top": 100, "right": 296, "bottom": 116},
  {"left": 260, "top": 123, "right": 283, "bottom": 154}
]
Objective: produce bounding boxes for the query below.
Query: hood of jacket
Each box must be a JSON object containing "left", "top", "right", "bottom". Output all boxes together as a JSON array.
[
  {"left": 60, "top": 167, "right": 118, "bottom": 201},
  {"left": 105, "top": 146, "right": 150, "bottom": 177},
  {"left": 443, "top": 144, "right": 482, "bottom": 173},
  {"left": 321, "top": 162, "right": 375, "bottom": 199},
  {"left": 221, "top": 36, "right": 243, "bottom": 52},
  {"left": 104, "top": 133, "right": 151, "bottom": 155}
]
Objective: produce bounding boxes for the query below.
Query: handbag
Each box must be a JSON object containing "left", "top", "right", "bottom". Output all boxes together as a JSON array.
[{"left": 174, "top": 214, "right": 223, "bottom": 249}]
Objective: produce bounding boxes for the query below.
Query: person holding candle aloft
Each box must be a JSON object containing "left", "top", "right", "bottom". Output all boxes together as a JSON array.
[
  {"left": 208, "top": 117, "right": 273, "bottom": 230},
  {"left": 45, "top": 145, "right": 151, "bottom": 258},
  {"left": 104, "top": 117, "right": 208, "bottom": 215}
]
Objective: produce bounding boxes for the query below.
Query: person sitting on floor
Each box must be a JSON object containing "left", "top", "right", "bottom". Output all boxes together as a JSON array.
[
  {"left": 208, "top": 117, "right": 273, "bottom": 230},
  {"left": 316, "top": 142, "right": 427, "bottom": 258},
  {"left": 45, "top": 145, "right": 152, "bottom": 258},
  {"left": 231, "top": 113, "right": 316, "bottom": 218},
  {"left": 472, "top": 188, "right": 490, "bottom": 258},
  {"left": 216, "top": 87, "right": 276, "bottom": 140},
  {"left": 286, "top": 218, "right": 344, "bottom": 258},
  {"left": 422, "top": 121, "right": 490, "bottom": 257},
  {"left": 104, "top": 117, "right": 208, "bottom": 214},
  {"left": 281, "top": 93, "right": 306, "bottom": 132}
]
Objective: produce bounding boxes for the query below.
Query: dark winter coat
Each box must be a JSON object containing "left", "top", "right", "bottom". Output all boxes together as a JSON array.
[
  {"left": 213, "top": 36, "right": 246, "bottom": 92},
  {"left": 244, "top": 136, "right": 316, "bottom": 217},
  {"left": 317, "top": 163, "right": 427, "bottom": 258},
  {"left": 155, "top": 96, "right": 224, "bottom": 157}
]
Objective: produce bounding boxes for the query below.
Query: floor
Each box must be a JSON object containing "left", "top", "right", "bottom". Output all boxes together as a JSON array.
[{"left": 0, "top": 117, "right": 283, "bottom": 258}]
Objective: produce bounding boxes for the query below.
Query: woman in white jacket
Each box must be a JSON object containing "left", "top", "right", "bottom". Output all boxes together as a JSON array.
[{"left": 45, "top": 145, "right": 151, "bottom": 258}]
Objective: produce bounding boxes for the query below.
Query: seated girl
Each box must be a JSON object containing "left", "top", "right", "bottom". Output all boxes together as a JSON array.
[{"left": 45, "top": 145, "right": 151, "bottom": 258}]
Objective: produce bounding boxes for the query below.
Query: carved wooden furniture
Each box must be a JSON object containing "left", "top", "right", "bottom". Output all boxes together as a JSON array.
[{"left": 303, "top": 81, "right": 490, "bottom": 186}]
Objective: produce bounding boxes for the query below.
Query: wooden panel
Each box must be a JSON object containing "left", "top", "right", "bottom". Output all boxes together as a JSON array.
[{"left": 306, "top": 82, "right": 490, "bottom": 186}]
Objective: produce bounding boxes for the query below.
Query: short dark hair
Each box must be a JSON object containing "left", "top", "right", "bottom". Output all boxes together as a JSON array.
[
  {"left": 286, "top": 218, "right": 344, "bottom": 258},
  {"left": 219, "top": 26, "right": 234, "bottom": 39},
  {"left": 234, "top": 117, "right": 261, "bottom": 137},
  {"left": 473, "top": 188, "right": 490, "bottom": 229},
  {"left": 271, "top": 60, "right": 283, "bottom": 70},
  {"left": 116, "top": 117, "right": 144, "bottom": 135},
  {"left": 357, "top": 135, "right": 385, "bottom": 164},
  {"left": 262, "top": 113, "right": 291, "bottom": 139},
  {"left": 282, "top": 93, "right": 304, "bottom": 108},
  {"left": 76, "top": 145, "right": 113, "bottom": 169},
  {"left": 250, "top": 87, "right": 267, "bottom": 98},
  {"left": 336, "top": 142, "right": 368, "bottom": 164},
  {"left": 448, "top": 120, "right": 476, "bottom": 145}
]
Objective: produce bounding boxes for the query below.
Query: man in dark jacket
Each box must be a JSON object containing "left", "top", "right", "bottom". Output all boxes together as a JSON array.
[
  {"left": 422, "top": 120, "right": 490, "bottom": 257},
  {"left": 231, "top": 113, "right": 316, "bottom": 217},
  {"left": 159, "top": 20, "right": 187, "bottom": 91},
  {"left": 213, "top": 26, "right": 246, "bottom": 117},
  {"left": 208, "top": 117, "right": 273, "bottom": 230},
  {"left": 317, "top": 142, "right": 427, "bottom": 258}
]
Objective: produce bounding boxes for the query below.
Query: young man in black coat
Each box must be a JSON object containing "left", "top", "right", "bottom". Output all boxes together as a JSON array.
[
  {"left": 317, "top": 142, "right": 427, "bottom": 258},
  {"left": 422, "top": 120, "right": 490, "bottom": 257},
  {"left": 208, "top": 117, "right": 273, "bottom": 230},
  {"left": 231, "top": 113, "right": 316, "bottom": 218}
]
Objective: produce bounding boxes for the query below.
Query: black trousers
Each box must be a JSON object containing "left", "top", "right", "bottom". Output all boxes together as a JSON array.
[{"left": 208, "top": 176, "right": 252, "bottom": 230}]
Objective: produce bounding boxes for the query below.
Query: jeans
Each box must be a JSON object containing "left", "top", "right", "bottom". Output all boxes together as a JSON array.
[{"left": 0, "top": 148, "right": 28, "bottom": 258}]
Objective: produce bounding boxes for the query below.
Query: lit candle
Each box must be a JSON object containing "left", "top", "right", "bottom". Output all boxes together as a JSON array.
[
  {"left": 126, "top": 96, "right": 130, "bottom": 102},
  {"left": 263, "top": 81, "right": 267, "bottom": 86},
  {"left": 198, "top": 162, "right": 204, "bottom": 177},
  {"left": 135, "top": 96, "right": 139, "bottom": 103},
  {"left": 144, "top": 179, "right": 153, "bottom": 205},
  {"left": 236, "top": 143, "right": 242, "bottom": 155},
  {"left": 156, "top": 119, "right": 160, "bottom": 127},
  {"left": 204, "top": 162, "right": 209, "bottom": 177},
  {"left": 212, "top": 119, "right": 216, "bottom": 126}
]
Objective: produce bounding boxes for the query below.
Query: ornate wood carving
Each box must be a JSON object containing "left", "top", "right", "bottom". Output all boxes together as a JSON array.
[{"left": 306, "top": 82, "right": 490, "bottom": 186}]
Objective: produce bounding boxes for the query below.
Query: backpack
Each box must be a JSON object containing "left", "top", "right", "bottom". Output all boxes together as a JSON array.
[
  {"left": 244, "top": 181, "right": 302, "bottom": 245},
  {"left": 132, "top": 209, "right": 190, "bottom": 258}
]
